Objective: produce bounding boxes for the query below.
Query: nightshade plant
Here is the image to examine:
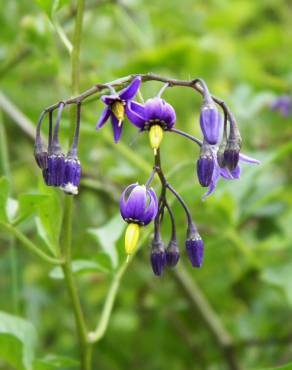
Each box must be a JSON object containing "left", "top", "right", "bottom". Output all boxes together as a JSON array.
[{"left": 34, "top": 73, "right": 259, "bottom": 276}]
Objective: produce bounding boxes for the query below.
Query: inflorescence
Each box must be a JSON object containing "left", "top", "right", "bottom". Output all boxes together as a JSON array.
[{"left": 34, "top": 73, "right": 260, "bottom": 276}]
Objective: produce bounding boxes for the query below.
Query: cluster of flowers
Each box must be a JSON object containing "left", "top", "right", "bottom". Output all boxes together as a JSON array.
[
  {"left": 34, "top": 102, "right": 82, "bottom": 195},
  {"left": 34, "top": 75, "right": 259, "bottom": 276}
]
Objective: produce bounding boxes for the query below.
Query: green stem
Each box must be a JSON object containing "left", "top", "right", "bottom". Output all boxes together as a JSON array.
[
  {"left": 59, "top": 1, "right": 91, "bottom": 369},
  {"left": 0, "top": 222, "right": 63, "bottom": 265},
  {"left": 88, "top": 261, "right": 128, "bottom": 343}
]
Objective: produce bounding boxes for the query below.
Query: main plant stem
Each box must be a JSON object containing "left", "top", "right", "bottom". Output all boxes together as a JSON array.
[{"left": 60, "top": 1, "right": 91, "bottom": 369}]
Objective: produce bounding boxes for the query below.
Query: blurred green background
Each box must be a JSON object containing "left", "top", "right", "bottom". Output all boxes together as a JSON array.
[{"left": 1, "top": 0, "right": 292, "bottom": 369}]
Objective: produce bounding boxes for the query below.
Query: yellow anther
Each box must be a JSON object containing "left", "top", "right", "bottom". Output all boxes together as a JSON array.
[
  {"left": 149, "top": 125, "right": 163, "bottom": 155},
  {"left": 125, "top": 223, "right": 140, "bottom": 255},
  {"left": 111, "top": 101, "right": 125, "bottom": 125}
]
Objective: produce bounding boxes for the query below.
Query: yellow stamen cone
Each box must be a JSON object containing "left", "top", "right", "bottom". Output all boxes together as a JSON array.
[
  {"left": 125, "top": 223, "right": 140, "bottom": 255},
  {"left": 111, "top": 101, "right": 125, "bottom": 123},
  {"left": 149, "top": 125, "right": 163, "bottom": 155}
]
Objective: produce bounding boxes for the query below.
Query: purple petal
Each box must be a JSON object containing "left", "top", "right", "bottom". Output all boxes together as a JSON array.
[
  {"left": 202, "top": 164, "right": 220, "bottom": 199},
  {"left": 141, "top": 188, "right": 158, "bottom": 225},
  {"left": 220, "top": 167, "right": 235, "bottom": 180},
  {"left": 119, "top": 76, "right": 141, "bottom": 100},
  {"left": 120, "top": 183, "right": 138, "bottom": 219},
  {"left": 101, "top": 94, "right": 119, "bottom": 105},
  {"left": 160, "top": 102, "right": 176, "bottom": 129},
  {"left": 96, "top": 107, "right": 110, "bottom": 129},
  {"left": 125, "top": 185, "right": 147, "bottom": 221},
  {"left": 125, "top": 101, "right": 146, "bottom": 128},
  {"left": 144, "top": 97, "right": 164, "bottom": 121},
  {"left": 239, "top": 153, "right": 260, "bottom": 165},
  {"left": 110, "top": 114, "right": 123, "bottom": 143},
  {"left": 230, "top": 165, "right": 241, "bottom": 179}
]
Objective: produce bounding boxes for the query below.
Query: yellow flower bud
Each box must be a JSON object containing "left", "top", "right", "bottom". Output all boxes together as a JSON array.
[
  {"left": 125, "top": 223, "right": 140, "bottom": 255},
  {"left": 111, "top": 101, "right": 125, "bottom": 126},
  {"left": 149, "top": 125, "right": 163, "bottom": 155}
]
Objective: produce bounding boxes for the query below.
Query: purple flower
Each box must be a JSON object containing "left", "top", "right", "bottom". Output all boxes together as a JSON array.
[
  {"left": 197, "top": 143, "right": 215, "bottom": 187},
  {"left": 96, "top": 76, "right": 141, "bottom": 143},
  {"left": 200, "top": 102, "right": 222, "bottom": 145},
  {"left": 165, "top": 240, "right": 180, "bottom": 267},
  {"left": 150, "top": 239, "right": 166, "bottom": 276},
  {"left": 126, "top": 97, "right": 176, "bottom": 153},
  {"left": 270, "top": 95, "right": 291, "bottom": 117},
  {"left": 61, "top": 157, "right": 81, "bottom": 195},
  {"left": 202, "top": 152, "right": 260, "bottom": 199},
  {"left": 120, "top": 183, "right": 158, "bottom": 225},
  {"left": 43, "top": 153, "right": 65, "bottom": 186},
  {"left": 126, "top": 97, "right": 176, "bottom": 131}
]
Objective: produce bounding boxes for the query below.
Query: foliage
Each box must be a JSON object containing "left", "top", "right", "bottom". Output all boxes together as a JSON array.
[{"left": 1, "top": 0, "right": 292, "bottom": 369}]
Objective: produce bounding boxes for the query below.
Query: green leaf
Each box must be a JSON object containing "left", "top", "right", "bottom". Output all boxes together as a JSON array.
[
  {"left": 261, "top": 263, "right": 292, "bottom": 306},
  {"left": 87, "top": 214, "right": 125, "bottom": 269},
  {"left": 0, "top": 311, "right": 37, "bottom": 370},
  {"left": 34, "top": 354, "right": 79, "bottom": 369},
  {"left": 35, "top": 187, "right": 62, "bottom": 256},
  {"left": 15, "top": 193, "right": 49, "bottom": 224},
  {"left": 0, "top": 177, "right": 9, "bottom": 221},
  {"left": 49, "top": 259, "right": 111, "bottom": 280}
]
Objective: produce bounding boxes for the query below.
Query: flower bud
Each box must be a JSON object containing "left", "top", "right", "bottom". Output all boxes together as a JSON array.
[
  {"left": 42, "top": 153, "right": 66, "bottom": 186},
  {"left": 196, "top": 143, "right": 214, "bottom": 187},
  {"left": 199, "top": 102, "right": 222, "bottom": 145},
  {"left": 166, "top": 240, "right": 180, "bottom": 267},
  {"left": 61, "top": 156, "right": 81, "bottom": 195},
  {"left": 185, "top": 225, "right": 203, "bottom": 267},
  {"left": 150, "top": 239, "right": 166, "bottom": 276},
  {"left": 34, "top": 145, "right": 48, "bottom": 170},
  {"left": 223, "top": 139, "right": 241, "bottom": 171}
]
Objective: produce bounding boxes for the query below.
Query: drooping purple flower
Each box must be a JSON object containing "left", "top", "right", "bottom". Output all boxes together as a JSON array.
[
  {"left": 200, "top": 102, "right": 222, "bottom": 145},
  {"left": 150, "top": 239, "right": 166, "bottom": 276},
  {"left": 60, "top": 157, "right": 81, "bottom": 195},
  {"left": 270, "top": 95, "right": 291, "bottom": 117},
  {"left": 119, "top": 183, "right": 158, "bottom": 225},
  {"left": 96, "top": 76, "right": 141, "bottom": 143},
  {"left": 202, "top": 151, "right": 260, "bottom": 199},
  {"left": 165, "top": 240, "right": 180, "bottom": 267},
  {"left": 126, "top": 97, "right": 176, "bottom": 131},
  {"left": 42, "top": 153, "right": 66, "bottom": 186}
]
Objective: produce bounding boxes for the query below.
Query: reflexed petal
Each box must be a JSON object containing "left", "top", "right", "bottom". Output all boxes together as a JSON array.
[
  {"left": 230, "top": 165, "right": 241, "bottom": 178},
  {"left": 119, "top": 76, "right": 141, "bottom": 100},
  {"left": 125, "top": 185, "right": 147, "bottom": 221},
  {"left": 161, "top": 102, "right": 176, "bottom": 128},
  {"left": 239, "top": 153, "right": 260, "bottom": 165},
  {"left": 202, "top": 165, "right": 220, "bottom": 199},
  {"left": 125, "top": 101, "right": 145, "bottom": 128},
  {"left": 220, "top": 167, "right": 234, "bottom": 180},
  {"left": 110, "top": 114, "right": 123, "bottom": 143},
  {"left": 101, "top": 94, "right": 119, "bottom": 105},
  {"left": 96, "top": 107, "right": 110, "bottom": 129}
]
